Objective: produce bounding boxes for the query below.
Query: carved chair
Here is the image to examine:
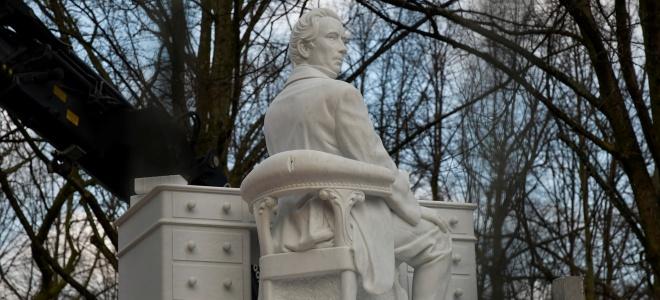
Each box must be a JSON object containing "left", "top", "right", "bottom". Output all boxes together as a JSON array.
[{"left": 240, "top": 150, "right": 395, "bottom": 300}]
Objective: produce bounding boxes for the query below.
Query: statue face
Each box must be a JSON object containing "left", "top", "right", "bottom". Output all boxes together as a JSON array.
[{"left": 305, "top": 17, "right": 347, "bottom": 74}]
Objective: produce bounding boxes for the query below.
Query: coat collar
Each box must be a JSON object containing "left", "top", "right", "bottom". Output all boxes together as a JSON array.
[{"left": 284, "top": 65, "right": 338, "bottom": 88}]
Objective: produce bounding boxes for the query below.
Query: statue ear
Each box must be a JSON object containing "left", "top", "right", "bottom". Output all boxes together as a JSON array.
[{"left": 297, "top": 41, "right": 311, "bottom": 59}]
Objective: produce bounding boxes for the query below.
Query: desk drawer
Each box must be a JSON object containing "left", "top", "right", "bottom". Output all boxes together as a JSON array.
[
  {"left": 433, "top": 209, "right": 473, "bottom": 235},
  {"left": 173, "top": 230, "right": 243, "bottom": 263},
  {"left": 451, "top": 240, "right": 476, "bottom": 276},
  {"left": 450, "top": 275, "right": 478, "bottom": 299},
  {"left": 172, "top": 191, "right": 242, "bottom": 221},
  {"left": 173, "top": 263, "right": 243, "bottom": 300}
]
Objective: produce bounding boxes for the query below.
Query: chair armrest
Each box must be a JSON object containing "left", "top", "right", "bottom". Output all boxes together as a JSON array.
[
  {"left": 241, "top": 150, "right": 396, "bottom": 255},
  {"left": 240, "top": 150, "right": 395, "bottom": 209}
]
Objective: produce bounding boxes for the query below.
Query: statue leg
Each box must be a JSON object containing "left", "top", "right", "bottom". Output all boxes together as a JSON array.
[
  {"left": 411, "top": 253, "right": 451, "bottom": 299},
  {"left": 392, "top": 210, "right": 452, "bottom": 300}
]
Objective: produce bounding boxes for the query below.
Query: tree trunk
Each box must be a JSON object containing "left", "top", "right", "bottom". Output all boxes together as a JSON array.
[{"left": 196, "top": 0, "right": 238, "bottom": 163}]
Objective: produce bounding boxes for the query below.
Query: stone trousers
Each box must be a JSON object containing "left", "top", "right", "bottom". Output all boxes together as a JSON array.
[
  {"left": 392, "top": 207, "right": 452, "bottom": 299},
  {"left": 272, "top": 196, "right": 452, "bottom": 299}
]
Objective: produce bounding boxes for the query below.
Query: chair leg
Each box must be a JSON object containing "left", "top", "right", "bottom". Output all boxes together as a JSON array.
[
  {"left": 340, "top": 270, "right": 357, "bottom": 300},
  {"left": 260, "top": 279, "right": 274, "bottom": 300}
]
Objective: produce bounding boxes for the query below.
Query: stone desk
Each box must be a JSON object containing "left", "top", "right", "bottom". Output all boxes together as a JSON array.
[
  {"left": 117, "top": 179, "right": 476, "bottom": 300},
  {"left": 116, "top": 182, "right": 256, "bottom": 300}
]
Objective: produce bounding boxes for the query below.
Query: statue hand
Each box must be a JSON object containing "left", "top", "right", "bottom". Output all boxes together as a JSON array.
[{"left": 421, "top": 208, "right": 450, "bottom": 233}]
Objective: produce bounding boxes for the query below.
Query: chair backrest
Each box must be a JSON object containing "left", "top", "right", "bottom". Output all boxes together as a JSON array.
[
  {"left": 240, "top": 150, "right": 395, "bottom": 300},
  {"left": 240, "top": 150, "right": 395, "bottom": 209}
]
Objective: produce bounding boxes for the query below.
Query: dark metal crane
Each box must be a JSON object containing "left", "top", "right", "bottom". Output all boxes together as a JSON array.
[{"left": 0, "top": 0, "right": 226, "bottom": 201}]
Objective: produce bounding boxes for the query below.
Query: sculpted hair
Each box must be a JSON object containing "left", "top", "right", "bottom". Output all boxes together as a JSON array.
[{"left": 288, "top": 8, "right": 341, "bottom": 66}]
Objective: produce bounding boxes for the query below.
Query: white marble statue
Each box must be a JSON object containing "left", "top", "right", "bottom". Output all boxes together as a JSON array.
[{"left": 264, "top": 8, "right": 453, "bottom": 299}]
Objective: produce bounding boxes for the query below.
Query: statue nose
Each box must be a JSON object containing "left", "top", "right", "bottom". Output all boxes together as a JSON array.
[{"left": 338, "top": 40, "right": 347, "bottom": 54}]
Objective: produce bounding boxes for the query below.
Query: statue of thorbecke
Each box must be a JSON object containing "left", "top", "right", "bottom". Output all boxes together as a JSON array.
[{"left": 264, "top": 8, "right": 453, "bottom": 299}]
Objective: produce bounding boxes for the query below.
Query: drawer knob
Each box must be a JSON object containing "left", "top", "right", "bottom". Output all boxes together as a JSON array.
[
  {"left": 222, "top": 242, "right": 232, "bottom": 252},
  {"left": 187, "top": 277, "right": 197, "bottom": 288},
  {"left": 454, "top": 288, "right": 464, "bottom": 297},
  {"left": 223, "top": 279, "right": 233, "bottom": 289},
  {"left": 186, "top": 201, "right": 196, "bottom": 211},
  {"left": 449, "top": 216, "right": 459, "bottom": 227},
  {"left": 222, "top": 202, "right": 231, "bottom": 213},
  {"left": 452, "top": 253, "right": 462, "bottom": 264},
  {"left": 186, "top": 240, "right": 196, "bottom": 252}
]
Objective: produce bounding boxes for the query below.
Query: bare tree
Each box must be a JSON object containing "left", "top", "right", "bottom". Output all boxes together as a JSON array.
[
  {"left": 359, "top": 0, "right": 660, "bottom": 297},
  {"left": 6, "top": 0, "right": 656, "bottom": 298},
  {"left": 0, "top": 0, "right": 307, "bottom": 297}
]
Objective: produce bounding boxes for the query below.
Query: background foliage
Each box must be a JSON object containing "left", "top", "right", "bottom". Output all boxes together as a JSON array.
[{"left": 0, "top": 0, "right": 657, "bottom": 299}]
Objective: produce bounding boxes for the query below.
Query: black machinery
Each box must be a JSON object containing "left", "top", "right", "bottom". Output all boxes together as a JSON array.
[{"left": 0, "top": 0, "right": 226, "bottom": 201}]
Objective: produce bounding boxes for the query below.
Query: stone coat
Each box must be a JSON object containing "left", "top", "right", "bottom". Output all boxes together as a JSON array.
[{"left": 264, "top": 65, "right": 421, "bottom": 294}]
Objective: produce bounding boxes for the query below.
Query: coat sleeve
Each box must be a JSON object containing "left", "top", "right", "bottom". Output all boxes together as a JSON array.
[
  {"left": 334, "top": 86, "right": 396, "bottom": 170},
  {"left": 335, "top": 86, "right": 421, "bottom": 225}
]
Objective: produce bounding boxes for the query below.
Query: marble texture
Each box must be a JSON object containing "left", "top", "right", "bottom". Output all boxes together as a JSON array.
[
  {"left": 117, "top": 185, "right": 253, "bottom": 300},
  {"left": 240, "top": 149, "right": 398, "bottom": 299},
  {"left": 116, "top": 181, "right": 477, "bottom": 299},
  {"left": 256, "top": 7, "right": 454, "bottom": 300}
]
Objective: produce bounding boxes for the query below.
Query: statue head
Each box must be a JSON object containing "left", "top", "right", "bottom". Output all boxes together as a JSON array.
[{"left": 289, "top": 8, "right": 348, "bottom": 76}]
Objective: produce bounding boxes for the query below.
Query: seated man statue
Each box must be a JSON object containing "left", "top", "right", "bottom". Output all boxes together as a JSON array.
[{"left": 264, "top": 8, "right": 452, "bottom": 300}]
